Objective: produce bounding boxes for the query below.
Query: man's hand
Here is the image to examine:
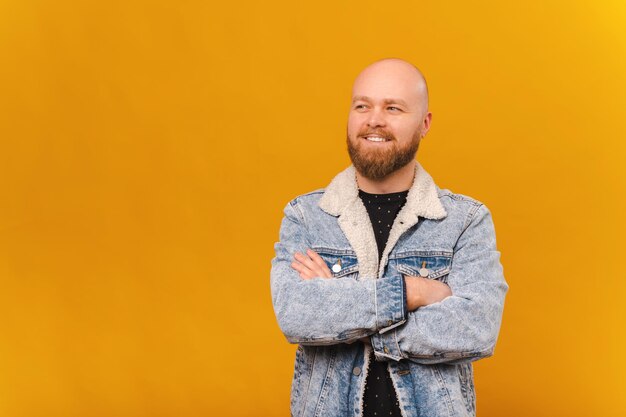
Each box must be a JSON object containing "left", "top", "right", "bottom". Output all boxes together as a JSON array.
[
  {"left": 405, "top": 275, "right": 452, "bottom": 311},
  {"left": 290, "top": 249, "right": 333, "bottom": 280}
]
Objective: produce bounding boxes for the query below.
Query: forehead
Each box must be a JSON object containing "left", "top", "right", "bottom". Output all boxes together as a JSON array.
[{"left": 351, "top": 67, "right": 422, "bottom": 106}]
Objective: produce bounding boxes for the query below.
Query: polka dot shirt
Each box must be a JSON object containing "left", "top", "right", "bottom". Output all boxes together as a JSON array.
[{"left": 358, "top": 188, "right": 409, "bottom": 417}]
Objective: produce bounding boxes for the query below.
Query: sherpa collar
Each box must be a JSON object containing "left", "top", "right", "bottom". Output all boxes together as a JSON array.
[
  {"left": 318, "top": 161, "right": 447, "bottom": 220},
  {"left": 317, "top": 162, "right": 447, "bottom": 279}
]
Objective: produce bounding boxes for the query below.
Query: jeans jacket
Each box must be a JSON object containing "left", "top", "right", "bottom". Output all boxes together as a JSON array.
[{"left": 270, "top": 162, "right": 508, "bottom": 417}]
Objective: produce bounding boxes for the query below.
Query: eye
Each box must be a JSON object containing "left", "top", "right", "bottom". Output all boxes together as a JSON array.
[
  {"left": 387, "top": 106, "right": 402, "bottom": 112},
  {"left": 354, "top": 104, "right": 367, "bottom": 110}
]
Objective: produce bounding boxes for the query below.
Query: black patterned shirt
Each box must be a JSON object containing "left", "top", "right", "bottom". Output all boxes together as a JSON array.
[{"left": 358, "top": 189, "right": 409, "bottom": 417}]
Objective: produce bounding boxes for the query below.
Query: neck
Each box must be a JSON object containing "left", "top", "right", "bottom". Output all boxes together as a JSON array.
[{"left": 356, "top": 160, "right": 416, "bottom": 194}]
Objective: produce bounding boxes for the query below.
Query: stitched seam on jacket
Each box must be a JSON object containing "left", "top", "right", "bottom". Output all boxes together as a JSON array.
[
  {"left": 314, "top": 347, "right": 337, "bottom": 417},
  {"left": 357, "top": 345, "right": 371, "bottom": 417},
  {"left": 458, "top": 363, "right": 475, "bottom": 414},
  {"left": 461, "top": 202, "right": 483, "bottom": 234},
  {"left": 432, "top": 366, "right": 456, "bottom": 417},
  {"left": 298, "top": 347, "right": 317, "bottom": 417},
  {"left": 374, "top": 280, "right": 379, "bottom": 331},
  {"left": 290, "top": 200, "right": 312, "bottom": 244}
]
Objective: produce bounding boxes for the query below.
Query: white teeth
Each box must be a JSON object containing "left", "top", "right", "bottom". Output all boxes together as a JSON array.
[{"left": 365, "top": 136, "right": 386, "bottom": 142}]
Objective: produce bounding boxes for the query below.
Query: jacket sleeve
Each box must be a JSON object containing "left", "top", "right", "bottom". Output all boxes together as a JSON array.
[
  {"left": 270, "top": 199, "right": 407, "bottom": 346},
  {"left": 370, "top": 203, "right": 509, "bottom": 364}
]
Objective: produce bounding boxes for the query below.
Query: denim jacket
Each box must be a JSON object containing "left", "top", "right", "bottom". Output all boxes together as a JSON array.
[{"left": 270, "top": 162, "right": 508, "bottom": 417}]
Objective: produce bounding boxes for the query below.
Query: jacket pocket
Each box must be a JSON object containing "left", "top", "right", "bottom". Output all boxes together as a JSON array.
[
  {"left": 391, "top": 251, "right": 453, "bottom": 282},
  {"left": 313, "top": 247, "right": 359, "bottom": 279}
]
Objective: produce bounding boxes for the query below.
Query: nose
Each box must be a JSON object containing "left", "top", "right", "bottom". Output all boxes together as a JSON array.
[{"left": 366, "top": 107, "right": 386, "bottom": 128}]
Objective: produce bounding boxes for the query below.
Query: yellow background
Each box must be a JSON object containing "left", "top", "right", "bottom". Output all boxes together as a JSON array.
[{"left": 1, "top": 0, "right": 625, "bottom": 416}]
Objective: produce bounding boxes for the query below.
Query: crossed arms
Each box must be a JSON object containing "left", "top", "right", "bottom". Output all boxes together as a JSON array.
[
  {"left": 291, "top": 249, "right": 453, "bottom": 312},
  {"left": 270, "top": 200, "right": 508, "bottom": 364}
]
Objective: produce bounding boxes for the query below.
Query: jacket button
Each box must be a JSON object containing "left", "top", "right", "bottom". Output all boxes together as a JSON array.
[
  {"left": 387, "top": 320, "right": 393, "bottom": 326},
  {"left": 353, "top": 367, "right": 361, "bottom": 376},
  {"left": 383, "top": 346, "right": 390, "bottom": 354}
]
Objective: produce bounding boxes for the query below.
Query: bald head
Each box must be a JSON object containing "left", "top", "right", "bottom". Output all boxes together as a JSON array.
[
  {"left": 347, "top": 58, "right": 433, "bottom": 182},
  {"left": 352, "top": 58, "right": 429, "bottom": 115}
]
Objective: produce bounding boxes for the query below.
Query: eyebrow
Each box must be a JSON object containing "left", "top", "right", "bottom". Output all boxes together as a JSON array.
[{"left": 351, "top": 95, "right": 409, "bottom": 107}]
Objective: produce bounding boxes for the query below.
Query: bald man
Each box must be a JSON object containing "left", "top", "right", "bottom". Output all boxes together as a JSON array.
[{"left": 271, "top": 58, "right": 508, "bottom": 417}]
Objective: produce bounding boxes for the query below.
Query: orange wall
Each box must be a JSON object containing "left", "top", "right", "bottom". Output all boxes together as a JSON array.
[{"left": 1, "top": 1, "right": 625, "bottom": 416}]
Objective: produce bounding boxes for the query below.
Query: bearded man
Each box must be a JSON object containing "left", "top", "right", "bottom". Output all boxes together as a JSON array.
[{"left": 270, "top": 58, "right": 508, "bottom": 417}]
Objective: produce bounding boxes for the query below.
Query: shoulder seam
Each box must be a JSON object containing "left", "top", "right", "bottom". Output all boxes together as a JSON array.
[
  {"left": 294, "top": 188, "right": 326, "bottom": 201},
  {"left": 461, "top": 202, "right": 485, "bottom": 233},
  {"left": 438, "top": 189, "right": 484, "bottom": 207}
]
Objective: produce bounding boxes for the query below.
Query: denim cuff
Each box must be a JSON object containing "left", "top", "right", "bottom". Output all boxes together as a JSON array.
[
  {"left": 371, "top": 329, "right": 404, "bottom": 361},
  {"left": 375, "top": 269, "right": 407, "bottom": 334}
]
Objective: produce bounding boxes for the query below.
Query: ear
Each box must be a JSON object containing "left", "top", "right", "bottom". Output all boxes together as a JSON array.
[{"left": 421, "top": 112, "right": 432, "bottom": 137}]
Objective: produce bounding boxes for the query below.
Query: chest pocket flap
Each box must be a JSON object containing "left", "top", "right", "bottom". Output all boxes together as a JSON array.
[
  {"left": 313, "top": 248, "right": 359, "bottom": 278},
  {"left": 392, "top": 251, "right": 453, "bottom": 280}
]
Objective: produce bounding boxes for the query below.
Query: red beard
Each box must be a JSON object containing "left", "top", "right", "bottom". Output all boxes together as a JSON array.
[{"left": 346, "top": 127, "right": 421, "bottom": 180}]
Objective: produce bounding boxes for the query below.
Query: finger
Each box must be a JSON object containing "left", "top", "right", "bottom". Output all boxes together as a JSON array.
[
  {"left": 306, "top": 249, "right": 333, "bottom": 278},
  {"left": 290, "top": 260, "right": 309, "bottom": 274},
  {"left": 294, "top": 252, "right": 324, "bottom": 277},
  {"left": 291, "top": 260, "right": 315, "bottom": 280}
]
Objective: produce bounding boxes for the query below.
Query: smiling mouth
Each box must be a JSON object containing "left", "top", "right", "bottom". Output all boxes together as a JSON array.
[{"left": 361, "top": 135, "right": 390, "bottom": 142}]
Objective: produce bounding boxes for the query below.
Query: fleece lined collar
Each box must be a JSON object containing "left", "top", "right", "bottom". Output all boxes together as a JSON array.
[
  {"left": 317, "top": 162, "right": 447, "bottom": 280},
  {"left": 318, "top": 162, "right": 447, "bottom": 220}
]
